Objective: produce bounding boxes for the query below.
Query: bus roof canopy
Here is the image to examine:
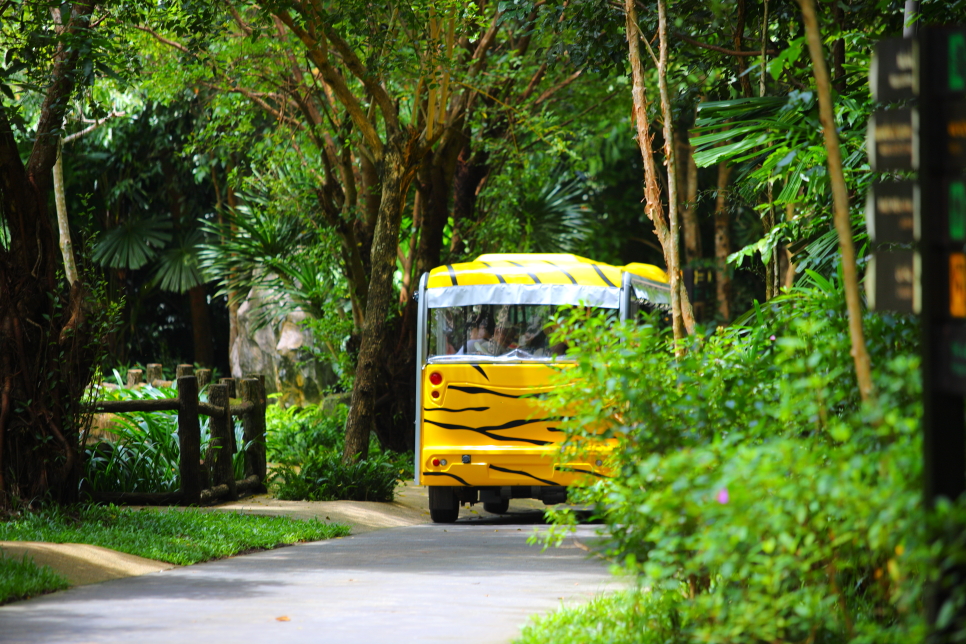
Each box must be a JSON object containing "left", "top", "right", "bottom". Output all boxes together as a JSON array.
[{"left": 424, "top": 253, "right": 669, "bottom": 309}]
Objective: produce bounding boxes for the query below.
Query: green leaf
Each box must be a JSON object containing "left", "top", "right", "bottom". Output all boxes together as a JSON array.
[{"left": 93, "top": 216, "right": 173, "bottom": 269}]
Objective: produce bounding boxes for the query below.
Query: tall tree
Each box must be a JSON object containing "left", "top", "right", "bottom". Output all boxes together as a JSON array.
[
  {"left": 140, "top": 0, "right": 591, "bottom": 457},
  {"left": 0, "top": 0, "right": 111, "bottom": 503},
  {"left": 798, "top": 0, "right": 873, "bottom": 402}
]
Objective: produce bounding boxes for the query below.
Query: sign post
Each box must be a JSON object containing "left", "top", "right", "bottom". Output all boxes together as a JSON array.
[{"left": 870, "top": 27, "right": 966, "bottom": 639}]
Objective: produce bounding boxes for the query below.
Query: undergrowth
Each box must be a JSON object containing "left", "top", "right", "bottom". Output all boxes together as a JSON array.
[
  {"left": 0, "top": 504, "right": 351, "bottom": 566},
  {"left": 518, "top": 277, "right": 945, "bottom": 643},
  {"left": 266, "top": 402, "right": 412, "bottom": 502},
  {"left": 0, "top": 554, "right": 69, "bottom": 606}
]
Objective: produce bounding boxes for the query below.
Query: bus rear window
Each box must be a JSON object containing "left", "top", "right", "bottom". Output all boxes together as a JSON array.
[{"left": 427, "top": 304, "right": 611, "bottom": 362}]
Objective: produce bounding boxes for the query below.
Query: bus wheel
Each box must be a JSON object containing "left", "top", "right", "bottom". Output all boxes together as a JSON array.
[
  {"left": 430, "top": 508, "right": 459, "bottom": 523},
  {"left": 429, "top": 486, "right": 459, "bottom": 524},
  {"left": 483, "top": 500, "right": 509, "bottom": 514}
]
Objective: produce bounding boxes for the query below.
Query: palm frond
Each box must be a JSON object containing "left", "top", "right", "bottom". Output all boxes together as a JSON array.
[
  {"left": 152, "top": 229, "right": 206, "bottom": 293},
  {"left": 92, "top": 216, "right": 173, "bottom": 269}
]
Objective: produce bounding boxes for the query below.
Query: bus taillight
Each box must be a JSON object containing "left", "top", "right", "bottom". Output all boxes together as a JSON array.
[{"left": 430, "top": 372, "right": 442, "bottom": 385}]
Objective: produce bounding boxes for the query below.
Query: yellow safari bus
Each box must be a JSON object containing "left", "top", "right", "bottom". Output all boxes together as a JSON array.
[{"left": 414, "top": 253, "right": 670, "bottom": 523}]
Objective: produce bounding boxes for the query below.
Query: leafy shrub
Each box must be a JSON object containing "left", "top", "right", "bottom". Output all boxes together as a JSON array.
[
  {"left": 532, "top": 276, "right": 931, "bottom": 643},
  {"left": 84, "top": 380, "right": 247, "bottom": 493},
  {"left": 271, "top": 449, "right": 399, "bottom": 502},
  {"left": 266, "top": 401, "right": 346, "bottom": 465},
  {"left": 266, "top": 401, "right": 412, "bottom": 501}
]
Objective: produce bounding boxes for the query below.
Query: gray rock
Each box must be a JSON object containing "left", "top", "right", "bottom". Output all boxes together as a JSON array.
[{"left": 230, "top": 284, "right": 339, "bottom": 407}]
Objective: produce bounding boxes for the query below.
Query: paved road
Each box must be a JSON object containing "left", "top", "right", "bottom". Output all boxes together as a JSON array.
[{"left": 0, "top": 515, "right": 617, "bottom": 644}]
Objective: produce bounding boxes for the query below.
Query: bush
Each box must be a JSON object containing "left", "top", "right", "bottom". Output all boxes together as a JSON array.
[
  {"left": 271, "top": 450, "right": 399, "bottom": 502},
  {"left": 530, "top": 276, "right": 931, "bottom": 643},
  {"left": 266, "top": 401, "right": 346, "bottom": 465},
  {"left": 266, "top": 401, "right": 412, "bottom": 501},
  {"left": 84, "top": 378, "right": 247, "bottom": 494}
]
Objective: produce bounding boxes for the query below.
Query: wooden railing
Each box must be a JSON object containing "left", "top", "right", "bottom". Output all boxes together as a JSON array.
[{"left": 92, "top": 366, "right": 267, "bottom": 506}]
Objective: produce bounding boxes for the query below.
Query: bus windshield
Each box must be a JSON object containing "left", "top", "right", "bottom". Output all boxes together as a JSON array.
[{"left": 427, "top": 304, "right": 611, "bottom": 362}]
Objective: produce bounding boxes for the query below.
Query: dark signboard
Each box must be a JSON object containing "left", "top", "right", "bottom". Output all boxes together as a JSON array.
[
  {"left": 920, "top": 28, "right": 966, "bottom": 98},
  {"left": 942, "top": 100, "right": 966, "bottom": 171},
  {"left": 944, "top": 178, "right": 966, "bottom": 245},
  {"left": 683, "top": 268, "right": 714, "bottom": 322},
  {"left": 871, "top": 37, "right": 919, "bottom": 102},
  {"left": 940, "top": 322, "right": 966, "bottom": 394},
  {"left": 868, "top": 250, "right": 917, "bottom": 313},
  {"left": 868, "top": 108, "right": 918, "bottom": 171},
  {"left": 866, "top": 180, "right": 917, "bottom": 244}
]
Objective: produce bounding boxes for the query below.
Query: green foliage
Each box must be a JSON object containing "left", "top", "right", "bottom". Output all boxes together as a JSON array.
[
  {"left": 0, "top": 554, "right": 69, "bottom": 606},
  {"left": 92, "top": 216, "right": 173, "bottom": 270},
  {"left": 0, "top": 504, "right": 350, "bottom": 566},
  {"left": 266, "top": 402, "right": 347, "bottom": 465},
  {"left": 515, "top": 589, "right": 682, "bottom": 644},
  {"left": 271, "top": 451, "right": 399, "bottom": 503},
  {"left": 534, "top": 281, "right": 929, "bottom": 642},
  {"left": 84, "top": 380, "right": 248, "bottom": 494},
  {"left": 265, "top": 402, "right": 411, "bottom": 501}
]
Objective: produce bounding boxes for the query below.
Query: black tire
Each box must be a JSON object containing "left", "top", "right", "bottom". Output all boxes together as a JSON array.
[
  {"left": 429, "top": 486, "right": 459, "bottom": 523},
  {"left": 483, "top": 499, "right": 510, "bottom": 514},
  {"left": 430, "top": 507, "right": 460, "bottom": 523}
]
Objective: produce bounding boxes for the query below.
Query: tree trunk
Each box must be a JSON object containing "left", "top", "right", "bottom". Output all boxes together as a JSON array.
[
  {"left": 624, "top": 0, "right": 693, "bottom": 349},
  {"left": 188, "top": 285, "right": 214, "bottom": 367},
  {"left": 799, "top": 0, "right": 874, "bottom": 402},
  {"left": 53, "top": 140, "right": 79, "bottom": 286},
  {"left": 714, "top": 161, "right": 733, "bottom": 322},
  {"left": 0, "top": 1, "right": 98, "bottom": 506},
  {"left": 655, "top": 0, "right": 693, "bottom": 338},
  {"left": 343, "top": 139, "right": 417, "bottom": 461},
  {"left": 678, "top": 132, "right": 701, "bottom": 265}
]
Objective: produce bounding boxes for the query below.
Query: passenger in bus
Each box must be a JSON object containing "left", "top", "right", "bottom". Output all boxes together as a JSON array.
[
  {"left": 457, "top": 314, "right": 493, "bottom": 355},
  {"left": 476, "top": 323, "right": 519, "bottom": 356}
]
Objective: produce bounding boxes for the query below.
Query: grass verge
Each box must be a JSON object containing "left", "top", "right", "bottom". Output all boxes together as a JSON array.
[
  {"left": 514, "top": 589, "right": 681, "bottom": 644},
  {"left": 0, "top": 504, "right": 351, "bottom": 566},
  {"left": 0, "top": 554, "right": 70, "bottom": 606}
]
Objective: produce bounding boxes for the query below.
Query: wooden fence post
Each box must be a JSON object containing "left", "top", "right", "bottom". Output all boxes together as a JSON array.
[
  {"left": 240, "top": 378, "right": 267, "bottom": 488},
  {"left": 177, "top": 376, "right": 201, "bottom": 505},
  {"left": 146, "top": 363, "right": 163, "bottom": 385},
  {"left": 219, "top": 377, "right": 236, "bottom": 398},
  {"left": 206, "top": 384, "right": 237, "bottom": 500},
  {"left": 196, "top": 368, "right": 212, "bottom": 389},
  {"left": 126, "top": 369, "right": 143, "bottom": 388},
  {"left": 176, "top": 364, "right": 194, "bottom": 379}
]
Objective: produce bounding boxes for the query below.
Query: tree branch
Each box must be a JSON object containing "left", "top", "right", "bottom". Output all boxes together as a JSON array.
[
  {"left": 676, "top": 32, "right": 777, "bottom": 57},
  {"left": 63, "top": 111, "right": 127, "bottom": 143},
  {"left": 534, "top": 69, "right": 582, "bottom": 105},
  {"left": 273, "top": 8, "right": 384, "bottom": 158},
  {"left": 133, "top": 25, "right": 191, "bottom": 54},
  {"left": 25, "top": 0, "right": 96, "bottom": 191}
]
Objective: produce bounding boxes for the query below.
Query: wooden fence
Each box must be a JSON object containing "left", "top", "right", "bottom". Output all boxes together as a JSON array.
[{"left": 92, "top": 364, "right": 267, "bottom": 506}]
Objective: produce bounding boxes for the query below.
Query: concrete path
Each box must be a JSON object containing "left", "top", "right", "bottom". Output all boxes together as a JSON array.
[{"left": 0, "top": 520, "right": 617, "bottom": 644}]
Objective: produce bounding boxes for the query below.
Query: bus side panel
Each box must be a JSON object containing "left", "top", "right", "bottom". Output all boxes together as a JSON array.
[{"left": 418, "top": 363, "right": 612, "bottom": 488}]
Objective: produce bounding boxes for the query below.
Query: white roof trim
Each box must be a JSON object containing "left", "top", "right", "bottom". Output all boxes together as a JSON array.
[{"left": 424, "top": 283, "right": 621, "bottom": 309}]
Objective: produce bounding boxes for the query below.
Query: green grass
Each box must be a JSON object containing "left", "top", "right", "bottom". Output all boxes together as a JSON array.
[
  {"left": 514, "top": 589, "right": 682, "bottom": 644},
  {"left": 0, "top": 504, "right": 351, "bottom": 566},
  {"left": 0, "top": 554, "right": 70, "bottom": 605}
]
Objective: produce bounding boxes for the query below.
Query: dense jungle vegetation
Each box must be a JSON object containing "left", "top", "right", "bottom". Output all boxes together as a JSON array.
[{"left": 1, "top": 0, "right": 964, "bottom": 638}]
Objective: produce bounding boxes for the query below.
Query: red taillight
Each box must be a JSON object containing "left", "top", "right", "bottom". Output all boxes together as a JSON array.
[
  {"left": 430, "top": 372, "right": 442, "bottom": 385},
  {"left": 431, "top": 390, "right": 440, "bottom": 399},
  {"left": 432, "top": 458, "right": 441, "bottom": 466}
]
